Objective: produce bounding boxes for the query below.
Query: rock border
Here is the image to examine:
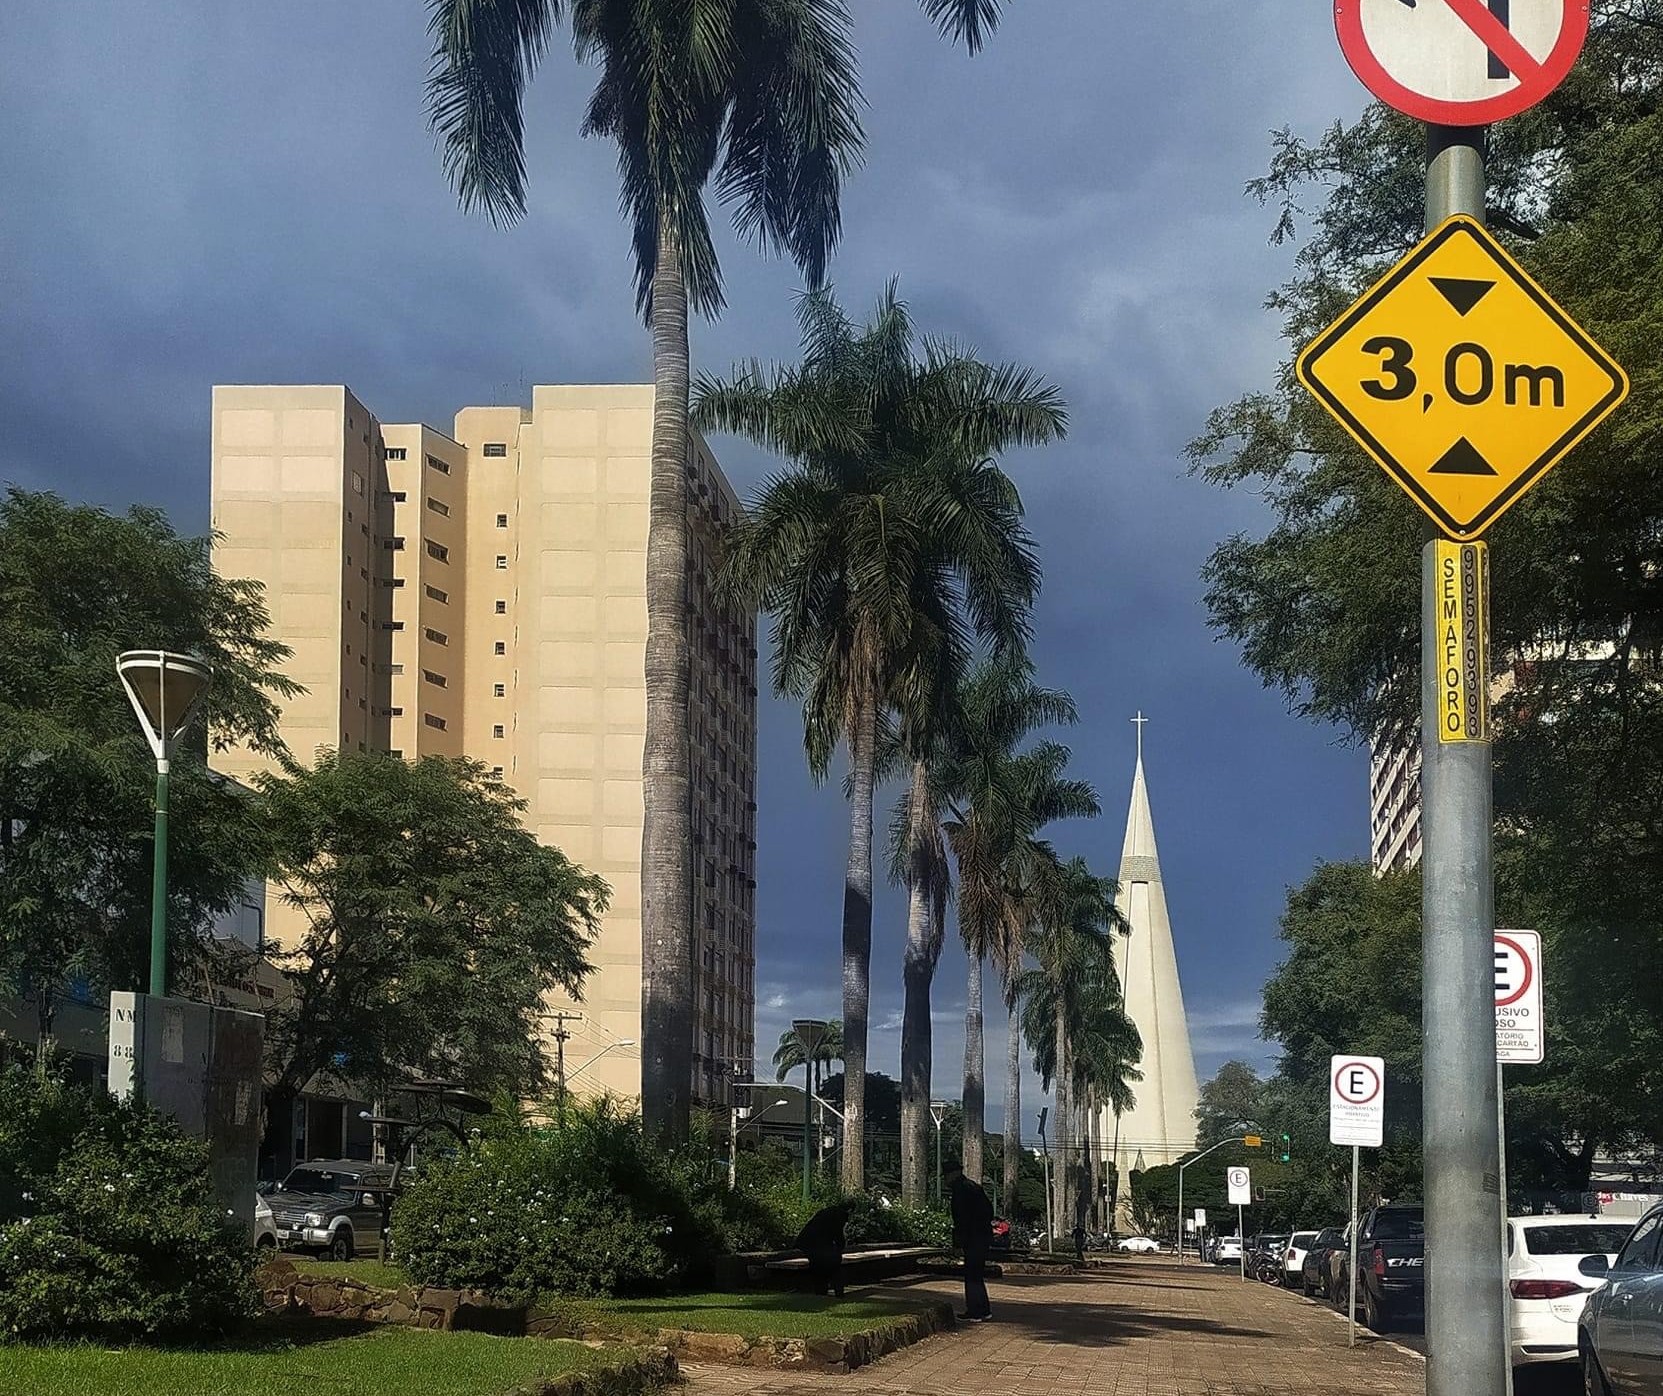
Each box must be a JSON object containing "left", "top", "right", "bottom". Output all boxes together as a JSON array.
[
  {"left": 259, "top": 1258, "right": 953, "bottom": 1374},
  {"left": 505, "top": 1347, "right": 679, "bottom": 1396}
]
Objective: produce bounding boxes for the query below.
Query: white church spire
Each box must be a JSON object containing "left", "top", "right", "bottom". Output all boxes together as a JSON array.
[{"left": 1107, "top": 718, "right": 1201, "bottom": 1228}]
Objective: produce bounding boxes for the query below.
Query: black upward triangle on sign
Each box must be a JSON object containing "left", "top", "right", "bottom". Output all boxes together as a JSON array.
[
  {"left": 1431, "top": 277, "right": 1496, "bottom": 316},
  {"left": 1429, "top": 438, "right": 1497, "bottom": 476}
]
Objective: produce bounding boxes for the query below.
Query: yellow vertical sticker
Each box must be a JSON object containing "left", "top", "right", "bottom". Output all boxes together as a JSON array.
[{"left": 1436, "top": 539, "right": 1490, "bottom": 744}]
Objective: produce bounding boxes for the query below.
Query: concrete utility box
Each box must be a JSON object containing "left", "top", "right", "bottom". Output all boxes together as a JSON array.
[{"left": 108, "top": 992, "right": 264, "bottom": 1232}]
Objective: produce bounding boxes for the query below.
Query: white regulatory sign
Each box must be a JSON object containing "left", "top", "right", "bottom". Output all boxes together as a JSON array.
[
  {"left": 1496, "top": 930, "right": 1545, "bottom": 1064},
  {"left": 1226, "top": 1167, "right": 1252, "bottom": 1206},
  {"left": 1193, "top": 1208, "right": 1206, "bottom": 1228},
  {"left": 1330, "top": 1055, "right": 1386, "bottom": 1148}
]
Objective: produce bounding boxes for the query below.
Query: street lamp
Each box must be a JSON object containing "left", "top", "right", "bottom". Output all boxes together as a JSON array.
[
  {"left": 930, "top": 1101, "right": 951, "bottom": 1203},
  {"left": 116, "top": 651, "right": 212, "bottom": 998},
  {"left": 792, "top": 1019, "right": 830, "bottom": 1203}
]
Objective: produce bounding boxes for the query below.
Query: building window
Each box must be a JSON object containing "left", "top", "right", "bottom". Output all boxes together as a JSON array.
[
  {"left": 351, "top": 472, "right": 364, "bottom": 495},
  {"left": 385, "top": 706, "right": 404, "bottom": 717},
  {"left": 379, "top": 490, "right": 407, "bottom": 503},
  {"left": 494, "top": 555, "right": 508, "bottom": 570},
  {"left": 380, "top": 621, "right": 404, "bottom": 631},
  {"left": 381, "top": 577, "right": 406, "bottom": 588},
  {"left": 389, "top": 749, "right": 403, "bottom": 759},
  {"left": 424, "top": 585, "right": 448, "bottom": 603},
  {"left": 424, "top": 627, "right": 448, "bottom": 646},
  {"left": 385, "top": 447, "right": 408, "bottom": 461},
  {"left": 426, "top": 541, "right": 449, "bottom": 562},
  {"left": 496, "top": 513, "right": 509, "bottom": 528},
  {"left": 492, "top": 724, "right": 505, "bottom": 739},
  {"left": 483, "top": 443, "right": 508, "bottom": 458},
  {"left": 494, "top": 642, "right": 506, "bottom": 656},
  {"left": 426, "top": 496, "right": 450, "bottom": 517},
  {"left": 426, "top": 454, "right": 451, "bottom": 475},
  {"left": 423, "top": 669, "right": 447, "bottom": 688},
  {"left": 493, "top": 683, "right": 506, "bottom": 698},
  {"left": 424, "top": 713, "right": 447, "bottom": 731},
  {"left": 384, "top": 537, "right": 405, "bottom": 551},
  {"left": 495, "top": 600, "right": 507, "bottom": 614},
  {"left": 490, "top": 766, "right": 504, "bottom": 779}
]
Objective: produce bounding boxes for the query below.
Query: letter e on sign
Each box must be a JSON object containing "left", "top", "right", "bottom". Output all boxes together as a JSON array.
[{"left": 1330, "top": 1054, "right": 1386, "bottom": 1148}]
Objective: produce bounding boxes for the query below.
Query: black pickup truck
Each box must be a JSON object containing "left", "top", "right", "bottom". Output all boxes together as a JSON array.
[{"left": 1337, "top": 1205, "right": 1425, "bottom": 1333}]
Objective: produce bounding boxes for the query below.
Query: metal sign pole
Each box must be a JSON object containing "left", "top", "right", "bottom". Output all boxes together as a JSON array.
[
  {"left": 1499, "top": 1062, "right": 1514, "bottom": 1396},
  {"left": 1238, "top": 1204, "right": 1245, "bottom": 1283},
  {"left": 1421, "top": 124, "right": 1506, "bottom": 1396},
  {"left": 1349, "top": 1144, "right": 1360, "bottom": 1347}
]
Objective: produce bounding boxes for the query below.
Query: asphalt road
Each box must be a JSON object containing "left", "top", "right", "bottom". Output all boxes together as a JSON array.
[{"left": 1315, "top": 1304, "right": 1580, "bottom": 1396}]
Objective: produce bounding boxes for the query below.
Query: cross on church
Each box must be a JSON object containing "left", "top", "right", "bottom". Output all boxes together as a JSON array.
[{"left": 1132, "top": 711, "right": 1148, "bottom": 762}]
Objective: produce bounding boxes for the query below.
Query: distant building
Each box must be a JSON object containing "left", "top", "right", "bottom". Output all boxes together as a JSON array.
[
  {"left": 1105, "top": 724, "right": 1201, "bottom": 1229},
  {"left": 1370, "top": 729, "right": 1423, "bottom": 873},
  {"left": 209, "top": 384, "right": 758, "bottom": 1106}
]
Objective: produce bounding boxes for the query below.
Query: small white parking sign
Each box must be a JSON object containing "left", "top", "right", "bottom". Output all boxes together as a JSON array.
[
  {"left": 1495, "top": 930, "right": 1545, "bottom": 1064},
  {"left": 1329, "top": 1055, "right": 1385, "bottom": 1148},
  {"left": 1226, "top": 1167, "right": 1251, "bottom": 1206}
]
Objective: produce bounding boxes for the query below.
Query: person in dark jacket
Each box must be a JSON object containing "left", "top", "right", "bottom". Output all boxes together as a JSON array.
[
  {"left": 795, "top": 1203, "right": 851, "bottom": 1297},
  {"left": 946, "top": 1162, "right": 994, "bottom": 1321}
]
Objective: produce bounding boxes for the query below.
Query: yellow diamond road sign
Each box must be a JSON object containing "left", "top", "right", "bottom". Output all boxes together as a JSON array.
[{"left": 1297, "top": 215, "right": 1628, "bottom": 539}]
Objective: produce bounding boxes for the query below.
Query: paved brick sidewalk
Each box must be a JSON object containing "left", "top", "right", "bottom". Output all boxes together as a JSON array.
[{"left": 684, "top": 1261, "right": 1424, "bottom": 1396}]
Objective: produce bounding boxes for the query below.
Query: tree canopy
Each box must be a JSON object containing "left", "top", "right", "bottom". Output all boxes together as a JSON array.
[
  {"left": 0, "top": 489, "right": 297, "bottom": 1043},
  {"left": 256, "top": 751, "right": 606, "bottom": 1162}
]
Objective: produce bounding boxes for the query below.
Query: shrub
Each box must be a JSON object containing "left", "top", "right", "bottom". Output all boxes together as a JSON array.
[
  {"left": 842, "top": 1195, "right": 951, "bottom": 1248},
  {"left": 0, "top": 1068, "right": 258, "bottom": 1342},
  {"left": 392, "top": 1098, "right": 723, "bottom": 1301}
]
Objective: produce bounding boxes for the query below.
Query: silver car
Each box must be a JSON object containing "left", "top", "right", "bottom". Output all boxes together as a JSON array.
[
  {"left": 1578, "top": 1202, "right": 1663, "bottom": 1394},
  {"left": 265, "top": 1159, "right": 394, "bottom": 1261}
]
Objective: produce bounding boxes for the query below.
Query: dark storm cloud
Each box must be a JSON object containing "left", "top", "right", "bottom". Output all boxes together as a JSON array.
[{"left": 2, "top": 1, "right": 1374, "bottom": 1125}]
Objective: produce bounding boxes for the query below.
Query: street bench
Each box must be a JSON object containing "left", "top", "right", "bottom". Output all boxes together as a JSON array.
[{"left": 723, "top": 1245, "right": 943, "bottom": 1290}]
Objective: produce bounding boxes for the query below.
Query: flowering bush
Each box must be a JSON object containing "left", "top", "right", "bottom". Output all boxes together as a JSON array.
[
  {"left": 0, "top": 1069, "right": 258, "bottom": 1342},
  {"left": 391, "top": 1097, "right": 723, "bottom": 1300}
]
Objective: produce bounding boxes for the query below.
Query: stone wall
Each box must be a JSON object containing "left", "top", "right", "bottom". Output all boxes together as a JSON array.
[{"left": 259, "top": 1257, "right": 524, "bottom": 1333}]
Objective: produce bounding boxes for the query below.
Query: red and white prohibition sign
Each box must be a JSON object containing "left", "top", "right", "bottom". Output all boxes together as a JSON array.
[{"left": 1335, "top": 0, "right": 1590, "bottom": 126}]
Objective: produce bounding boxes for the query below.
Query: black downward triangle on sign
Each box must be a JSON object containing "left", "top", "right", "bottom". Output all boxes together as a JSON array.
[
  {"left": 1429, "top": 438, "right": 1498, "bottom": 476},
  {"left": 1431, "top": 277, "right": 1496, "bottom": 316}
]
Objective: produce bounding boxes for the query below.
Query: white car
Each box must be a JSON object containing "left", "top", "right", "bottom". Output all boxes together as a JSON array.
[
  {"left": 253, "top": 1191, "right": 278, "bottom": 1252},
  {"left": 1507, "top": 1213, "right": 1632, "bottom": 1366},
  {"left": 1283, "top": 1230, "right": 1319, "bottom": 1288},
  {"left": 1117, "top": 1235, "right": 1160, "bottom": 1253},
  {"left": 1215, "top": 1235, "right": 1244, "bottom": 1265}
]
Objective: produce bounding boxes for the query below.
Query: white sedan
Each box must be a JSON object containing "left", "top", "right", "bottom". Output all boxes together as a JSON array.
[
  {"left": 1507, "top": 1213, "right": 1632, "bottom": 1366},
  {"left": 1116, "top": 1235, "right": 1161, "bottom": 1253}
]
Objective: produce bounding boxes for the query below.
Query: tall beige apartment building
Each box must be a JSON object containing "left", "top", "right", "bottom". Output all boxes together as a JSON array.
[{"left": 210, "top": 384, "right": 758, "bottom": 1104}]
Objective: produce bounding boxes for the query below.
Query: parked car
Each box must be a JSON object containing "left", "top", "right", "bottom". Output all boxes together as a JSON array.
[
  {"left": 1506, "top": 1213, "right": 1632, "bottom": 1368},
  {"left": 1579, "top": 1202, "right": 1663, "bottom": 1395},
  {"left": 1215, "top": 1234, "right": 1244, "bottom": 1266},
  {"left": 253, "top": 1191, "right": 278, "bottom": 1252},
  {"left": 1117, "top": 1235, "right": 1160, "bottom": 1253},
  {"left": 1302, "top": 1227, "right": 1346, "bottom": 1298},
  {"left": 1345, "top": 1205, "right": 1424, "bottom": 1333},
  {"left": 265, "top": 1159, "right": 396, "bottom": 1261},
  {"left": 1283, "top": 1230, "right": 1319, "bottom": 1288}
]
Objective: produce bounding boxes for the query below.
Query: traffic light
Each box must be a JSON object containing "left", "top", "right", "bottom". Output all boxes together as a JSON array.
[
  {"left": 1278, "top": 1133, "right": 1291, "bottom": 1163},
  {"left": 1244, "top": 1134, "right": 1262, "bottom": 1148}
]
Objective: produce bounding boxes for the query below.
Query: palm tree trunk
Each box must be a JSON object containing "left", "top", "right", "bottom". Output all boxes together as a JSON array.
[
  {"left": 1053, "top": 999, "right": 1073, "bottom": 1236},
  {"left": 900, "top": 763, "right": 935, "bottom": 1208},
  {"left": 840, "top": 695, "right": 876, "bottom": 1192},
  {"left": 1087, "top": 1095, "right": 1102, "bottom": 1232},
  {"left": 640, "top": 220, "right": 694, "bottom": 1143},
  {"left": 1002, "top": 990, "right": 1021, "bottom": 1217},
  {"left": 962, "top": 952, "right": 984, "bottom": 1183}
]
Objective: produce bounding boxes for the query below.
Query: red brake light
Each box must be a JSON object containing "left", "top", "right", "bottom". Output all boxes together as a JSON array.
[
  {"left": 1510, "top": 1279, "right": 1583, "bottom": 1300},
  {"left": 1371, "top": 1245, "right": 1386, "bottom": 1277}
]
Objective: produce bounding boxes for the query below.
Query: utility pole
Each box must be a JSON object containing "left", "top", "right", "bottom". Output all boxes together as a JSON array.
[
  {"left": 548, "top": 1012, "right": 582, "bottom": 1127},
  {"left": 1419, "top": 124, "right": 1507, "bottom": 1396}
]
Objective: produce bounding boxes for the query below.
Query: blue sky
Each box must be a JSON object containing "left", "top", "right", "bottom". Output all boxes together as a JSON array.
[{"left": 0, "top": 2, "right": 1377, "bottom": 1129}]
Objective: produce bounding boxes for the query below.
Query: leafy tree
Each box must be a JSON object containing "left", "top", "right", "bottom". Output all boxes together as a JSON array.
[
  {"left": 0, "top": 489, "right": 295, "bottom": 1054},
  {"left": 256, "top": 751, "right": 605, "bottom": 1167},
  {"left": 1195, "top": 1060, "right": 1266, "bottom": 1149},
  {"left": 427, "top": 0, "right": 1011, "bottom": 1145},
  {"left": 700, "top": 285, "right": 1063, "bottom": 1189}
]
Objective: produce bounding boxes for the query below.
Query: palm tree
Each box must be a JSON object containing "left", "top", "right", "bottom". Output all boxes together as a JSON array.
[
  {"left": 700, "top": 285, "right": 1064, "bottom": 1189},
  {"left": 940, "top": 655, "right": 1095, "bottom": 1206},
  {"left": 770, "top": 1018, "right": 844, "bottom": 1107},
  {"left": 426, "top": 0, "right": 1008, "bottom": 1142},
  {"left": 1019, "top": 858, "right": 1132, "bottom": 1236}
]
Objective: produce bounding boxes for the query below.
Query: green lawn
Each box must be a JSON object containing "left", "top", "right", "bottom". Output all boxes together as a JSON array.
[
  {"left": 554, "top": 1291, "right": 929, "bottom": 1340},
  {"left": 289, "top": 1257, "right": 411, "bottom": 1290},
  {"left": 0, "top": 1322, "right": 620, "bottom": 1396}
]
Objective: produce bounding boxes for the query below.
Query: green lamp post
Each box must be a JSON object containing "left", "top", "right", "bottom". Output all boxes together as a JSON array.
[
  {"left": 791, "top": 1018, "right": 830, "bottom": 1204},
  {"left": 117, "top": 650, "right": 213, "bottom": 998}
]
